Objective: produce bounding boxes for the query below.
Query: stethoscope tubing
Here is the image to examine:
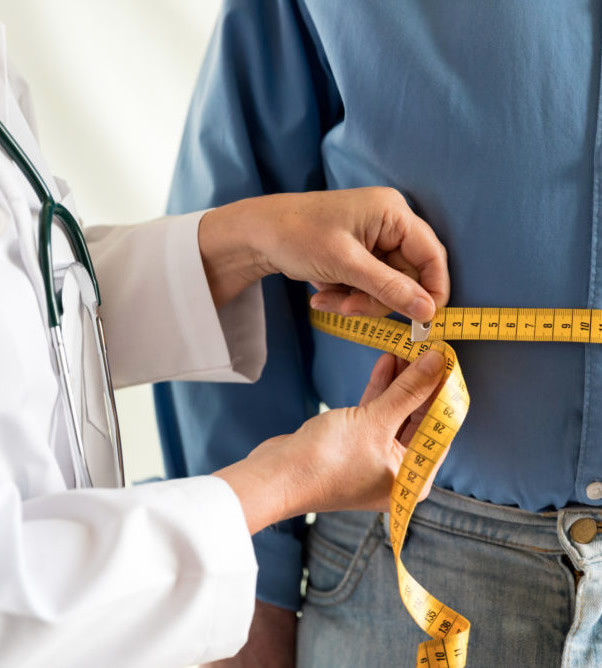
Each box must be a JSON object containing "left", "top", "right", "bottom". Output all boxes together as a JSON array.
[{"left": 0, "top": 118, "right": 124, "bottom": 488}]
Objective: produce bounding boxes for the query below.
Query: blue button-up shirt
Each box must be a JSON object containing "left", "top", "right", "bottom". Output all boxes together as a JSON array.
[{"left": 154, "top": 0, "right": 602, "bottom": 609}]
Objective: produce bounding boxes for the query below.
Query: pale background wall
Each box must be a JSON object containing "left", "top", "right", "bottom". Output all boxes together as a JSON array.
[{"left": 1, "top": 1, "right": 222, "bottom": 483}]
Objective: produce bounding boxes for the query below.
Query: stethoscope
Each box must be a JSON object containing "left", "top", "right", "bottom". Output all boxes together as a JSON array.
[{"left": 0, "top": 118, "right": 124, "bottom": 488}]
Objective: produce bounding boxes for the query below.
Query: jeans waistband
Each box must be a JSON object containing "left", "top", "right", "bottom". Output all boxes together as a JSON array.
[
  {"left": 315, "top": 488, "right": 602, "bottom": 555},
  {"left": 393, "top": 486, "right": 562, "bottom": 553}
]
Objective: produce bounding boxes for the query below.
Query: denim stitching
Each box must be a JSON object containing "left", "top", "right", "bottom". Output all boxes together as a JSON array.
[{"left": 306, "top": 517, "right": 382, "bottom": 606}]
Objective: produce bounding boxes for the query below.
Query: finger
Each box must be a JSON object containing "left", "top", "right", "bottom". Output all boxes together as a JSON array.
[
  {"left": 394, "top": 355, "right": 408, "bottom": 377},
  {"left": 391, "top": 212, "right": 450, "bottom": 308},
  {"left": 367, "top": 350, "right": 445, "bottom": 423},
  {"left": 391, "top": 355, "right": 413, "bottom": 437},
  {"left": 309, "top": 281, "right": 349, "bottom": 293},
  {"left": 311, "top": 288, "right": 392, "bottom": 317},
  {"left": 383, "top": 251, "right": 420, "bottom": 283},
  {"left": 339, "top": 291, "right": 391, "bottom": 317},
  {"left": 340, "top": 246, "right": 438, "bottom": 321},
  {"left": 359, "top": 354, "right": 397, "bottom": 407},
  {"left": 397, "top": 373, "right": 443, "bottom": 442},
  {"left": 356, "top": 189, "right": 449, "bottom": 308},
  {"left": 417, "top": 452, "right": 449, "bottom": 502},
  {"left": 398, "top": 401, "right": 430, "bottom": 445},
  {"left": 397, "top": 369, "right": 447, "bottom": 501}
]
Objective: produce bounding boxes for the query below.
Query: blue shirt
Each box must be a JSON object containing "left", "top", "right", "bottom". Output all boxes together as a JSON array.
[{"left": 155, "top": 0, "right": 602, "bottom": 609}]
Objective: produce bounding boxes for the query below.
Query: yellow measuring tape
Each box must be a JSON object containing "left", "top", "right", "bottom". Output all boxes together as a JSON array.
[
  {"left": 309, "top": 305, "right": 602, "bottom": 668},
  {"left": 413, "top": 307, "right": 602, "bottom": 343}
]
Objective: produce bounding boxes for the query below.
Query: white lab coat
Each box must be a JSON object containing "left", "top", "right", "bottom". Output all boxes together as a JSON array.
[{"left": 0, "top": 26, "right": 267, "bottom": 668}]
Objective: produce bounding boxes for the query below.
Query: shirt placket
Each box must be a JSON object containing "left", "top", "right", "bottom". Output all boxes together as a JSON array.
[{"left": 576, "top": 34, "right": 602, "bottom": 507}]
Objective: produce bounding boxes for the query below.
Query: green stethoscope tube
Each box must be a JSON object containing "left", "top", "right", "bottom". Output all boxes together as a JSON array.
[
  {"left": 0, "top": 118, "right": 124, "bottom": 489},
  {"left": 0, "top": 119, "right": 100, "bottom": 327}
]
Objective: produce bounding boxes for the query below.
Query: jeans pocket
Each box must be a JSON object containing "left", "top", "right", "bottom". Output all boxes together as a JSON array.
[{"left": 305, "top": 512, "right": 382, "bottom": 607}]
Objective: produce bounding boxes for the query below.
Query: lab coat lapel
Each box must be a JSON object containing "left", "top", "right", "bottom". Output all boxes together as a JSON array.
[
  {"left": 0, "top": 33, "right": 61, "bottom": 205},
  {"left": 0, "top": 26, "right": 81, "bottom": 305},
  {"left": 0, "top": 26, "right": 81, "bottom": 487},
  {"left": 0, "top": 26, "right": 7, "bottom": 129}
]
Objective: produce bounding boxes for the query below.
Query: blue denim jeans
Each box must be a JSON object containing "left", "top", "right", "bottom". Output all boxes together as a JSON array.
[{"left": 297, "top": 487, "right": 602, "bottom": 667}]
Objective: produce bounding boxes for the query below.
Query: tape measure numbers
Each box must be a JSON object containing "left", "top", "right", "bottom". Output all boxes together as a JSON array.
[
  {"left": 416, "top": 307, "right": 602, "bottom": 343},
  {"left": 309, "top": 305, "right": 600, "bottom": 668}
]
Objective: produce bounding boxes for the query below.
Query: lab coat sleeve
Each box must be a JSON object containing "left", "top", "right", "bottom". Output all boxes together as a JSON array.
[
  {"left": 85, "top": 211, "right": 267, "bottom": 389},
  {"left": 0, "top": 476, "right": 258, "bottom": 667}
]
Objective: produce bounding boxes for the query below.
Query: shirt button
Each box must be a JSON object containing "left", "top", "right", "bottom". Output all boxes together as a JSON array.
[
  {"left": 569, "top": 518, "right": 598, "bottom": 544},
  {"left": 586, "top": 482, "right": 602, "bottom": 500}
]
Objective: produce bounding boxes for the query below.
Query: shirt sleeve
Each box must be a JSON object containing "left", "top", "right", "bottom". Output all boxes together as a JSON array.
[
  {"left": 154, "top": 0, "right": 342, "bottom": 610},
  {"left": 0, "top": 475, "right": 258, "bottom": 667},
  {"left": 85, "top": 211, "right": 267, "bottom": 389}
]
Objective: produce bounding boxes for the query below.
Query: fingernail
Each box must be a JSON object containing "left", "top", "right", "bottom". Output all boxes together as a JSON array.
[
  {"left": 415, "top": 350, "right": 444, "bottom": 375},
  {"left": 407, "top": 296, "right": 434, "bottom": 321}
]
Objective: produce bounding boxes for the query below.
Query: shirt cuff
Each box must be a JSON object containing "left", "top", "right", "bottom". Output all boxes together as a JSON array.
[{"left": 252, "top": 525, "right": 304, "bottom": 611}]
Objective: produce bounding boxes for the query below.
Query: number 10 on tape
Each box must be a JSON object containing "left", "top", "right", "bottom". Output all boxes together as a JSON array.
[{"left": 310, "top": 304, "right": 602, "bottom": 666}]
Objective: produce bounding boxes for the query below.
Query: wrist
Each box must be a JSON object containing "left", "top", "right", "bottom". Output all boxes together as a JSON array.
[
  {"left": 213, "top": 430, "right": 321, "bottom": 535},
  {"left": 213, "top": 449, "right": 297, "bottom": 535},
  {"left": 198, "top": 200, "right": 274, "bottom": 308}
]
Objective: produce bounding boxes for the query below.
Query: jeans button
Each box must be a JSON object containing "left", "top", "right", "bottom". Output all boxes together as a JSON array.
[{"left": 569, "top": 518, "right": 598, "bottom": 544}]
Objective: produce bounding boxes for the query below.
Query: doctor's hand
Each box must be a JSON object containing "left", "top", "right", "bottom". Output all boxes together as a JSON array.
[
  {"left": 209, "top": 350, "right": 445, "bottom": 668},
  {"left": 199, "top": 187, "right": 448, "bottom": 322},
  {"left": 214, "top": 349, "right": 445, "bottom": 536}
]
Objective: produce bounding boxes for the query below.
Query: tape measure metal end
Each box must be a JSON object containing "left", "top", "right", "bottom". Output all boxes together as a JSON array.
[{"left": 411, "top": 320, "right": 432, "bottom": 342}]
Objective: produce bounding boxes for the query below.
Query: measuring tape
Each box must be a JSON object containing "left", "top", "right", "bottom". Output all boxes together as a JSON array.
[
  {"left": 412, "top": 307, "right": 602, "bottom": 343},
  {"left": 309, "top": 305, "right": 601, "bottom": 668}
]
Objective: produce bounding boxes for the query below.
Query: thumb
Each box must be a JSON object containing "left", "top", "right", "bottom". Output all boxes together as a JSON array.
[
  {"left": 367, "top": 350, "right": 445, "bottom": 423},
  {"left": 342, "top": 247, "right": 436, "bottom": 321}
]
